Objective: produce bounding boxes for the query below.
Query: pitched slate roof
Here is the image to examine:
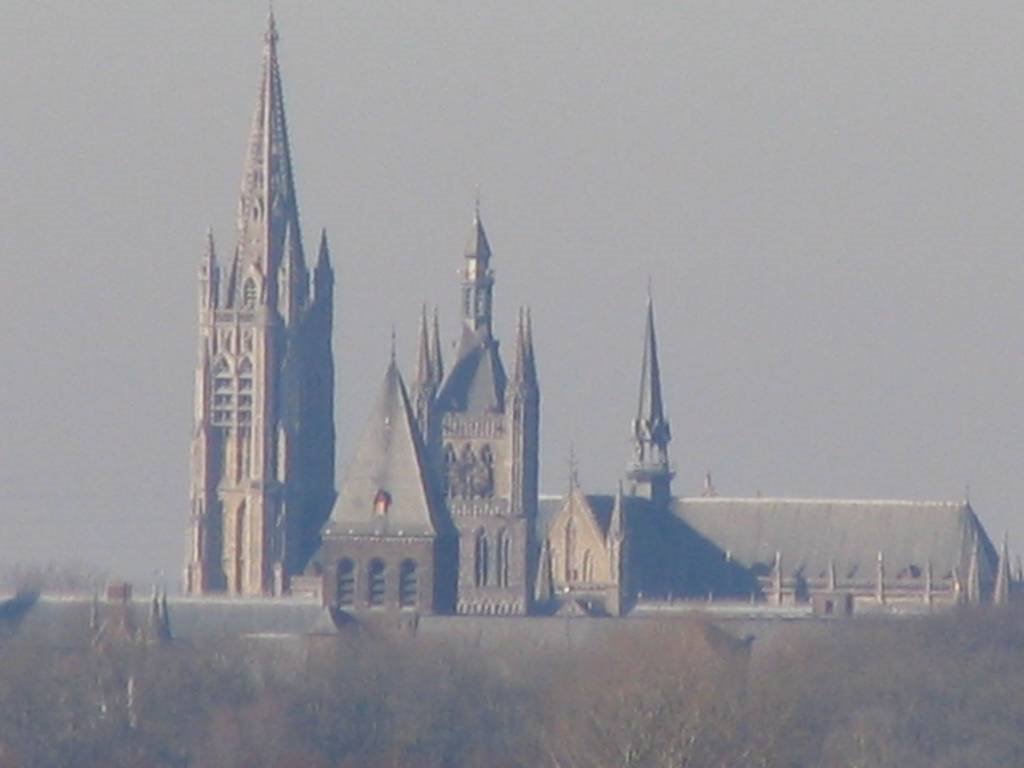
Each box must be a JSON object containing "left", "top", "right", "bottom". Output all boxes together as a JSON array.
[
  {"left": 323, "top": 359, "right": 440, "bottom": 538},
  {"left": 671, "top": 497, "right": 996, "bottom": 583},
  {"left": 435, "top": 328, "right": 507, "bottom": 413}
]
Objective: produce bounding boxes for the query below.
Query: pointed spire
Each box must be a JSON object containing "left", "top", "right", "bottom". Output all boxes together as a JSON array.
[
  {"left": 513, "top": 307, "right": 527, "bottom": 383},
  {"left": 967, "top": 542, "right": 981, "bottom": 605},
  {"left": 626, "top": 293, "right": 673, "bottom": 505},
  {"left": 460, "top": 204, "right": 494, "bottom": 334},
  {"left": 390, "top": 326, "right": 397, "bottom": 367},
  {"left": 464, "top": 205, "right": 492, "bottom": 263},
  {"left": 634, "top": 294, "right": 669, "bottom": 453},
  {"left": 994, "top": 533, "right": 1011, "bottom": 606},
  {"left": 925, "top": 560, "right": 933, "bottom": 606},
  {"left": 827, "top": 559, "right": 837, "bottom": 592},
  {"left": 199, "top": 228, "right": 220, "bottom": 310},
  {"left": 430, "top": 307, "right": 444, "bottom": 384},
  {"left": 415, "top": 304, "right": 433, "bottom": 386},
  {"left": 313, "top": 228, "right": 333, "bottom": 306},
  {"left": 524, "top": 307, "right": 538, "bottom": 385},
  {"left": 226, "top": 9, "right": 305, "bottom": 311}
]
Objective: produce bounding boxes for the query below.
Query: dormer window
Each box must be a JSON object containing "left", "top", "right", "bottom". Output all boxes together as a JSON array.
[{"left": 373, "top": 489, "right": 392, "bottom": 516}]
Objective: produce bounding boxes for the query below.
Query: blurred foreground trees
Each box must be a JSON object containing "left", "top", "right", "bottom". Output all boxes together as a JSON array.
[{"left": 1, "top": 608, "right": 1024, "bottom": 767}]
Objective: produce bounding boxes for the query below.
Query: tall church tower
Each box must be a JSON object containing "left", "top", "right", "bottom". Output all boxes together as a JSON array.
[
  {"left": 429, "top": 210, "right": 540, "bottom": 614},
  {"left": 186, "top": 13, "right": 335, "bottom": 596},
  {"left": 625, "top": 295, "right": 673, "bottom": 507}
]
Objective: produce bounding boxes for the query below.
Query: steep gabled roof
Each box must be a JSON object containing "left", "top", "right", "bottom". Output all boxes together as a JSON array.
[
  {"left": 548, "top": 486, "right": 614, "bottom": 542},
  {"left": 323, "top": 359, "right": 440, "bottom": 538},
  {"left": 435, "top": 327, "right": 507, "bottom": 413},
  {"left": 671, "top": 497, "right": 997, "bottom": 584}
]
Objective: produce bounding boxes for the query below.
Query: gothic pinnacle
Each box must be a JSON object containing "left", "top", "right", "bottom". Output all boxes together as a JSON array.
[
  {"left": 430, "top": 306, "right": 444, "bottom": 384},
  {"left": 416, "top": 304, "right": 433, "bottom": 385}
]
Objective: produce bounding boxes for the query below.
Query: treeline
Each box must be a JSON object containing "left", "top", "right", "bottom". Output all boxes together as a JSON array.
[{"left": 1, "top": 608, "right": 1023, "bottom": 767}]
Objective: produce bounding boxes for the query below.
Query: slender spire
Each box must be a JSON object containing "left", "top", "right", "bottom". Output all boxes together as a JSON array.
[
  {"left": 415, "top": 304, "right": 433, "bottom": 386},
  {"left": 524, "top": 307, "right": 538, "bottom": 386},
  {"left": 513, "top": 307, "right": 527, "bottom": 383},
  {"left": 827, "top": 559, "right": 837, "bottom": 592},
  {"left": 430, "top": 306, "right": 444, "bottom": 385},
  {"left": 461, "top": 206, "right": 494, "bottom": 335},
  {"left": 626, "top": 294, "right": 673, "bottom": 505},
  {"left": 199, "top": 228, "right": 220, "bottom": 310},
  {"left": 225, "top": 10, "right": 305, "bottom": 311},
  {"left": 633, "top": 294, "right": 669, "bottom": 459},
  {"left": 994, "top": 533, "right": 1011, "bottom": 606}
]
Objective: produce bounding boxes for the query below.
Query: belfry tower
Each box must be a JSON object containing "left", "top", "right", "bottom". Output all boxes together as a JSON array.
[
  {"left": 186, "top": 13, "right": 335, "bottom": 596},
  {"left": 625, "top": 295, "right": 673, "bottom": 507},
  {"left": 428, "top": 210, "right": 541, "bottom": 614}
]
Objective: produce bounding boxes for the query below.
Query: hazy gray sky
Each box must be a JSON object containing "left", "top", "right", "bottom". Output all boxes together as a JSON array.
[{"left": 3, "top": 2, "right": 1024, "bottom": 586}]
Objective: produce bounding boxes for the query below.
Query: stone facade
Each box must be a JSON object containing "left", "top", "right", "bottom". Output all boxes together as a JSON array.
[
  {"left": 186, "top": 15, "right": 335, "bottom": 596},
  {"left": 187, "top": 13, "right": 1008, "bottom": 616}
]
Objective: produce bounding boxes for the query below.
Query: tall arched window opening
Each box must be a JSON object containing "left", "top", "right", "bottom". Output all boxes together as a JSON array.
[
  {"left": 337, "top": 559, "right": 355, "bottom": 607},
  {"left": 496, "top": 529, "right": 511, "bottom": 587},
  {"left": 368, "top": 559, "right": 386, "bottom": 607},
  {"left": 565, "top": 520, "right": 577, "bottom": 583},
  {"left": 399, "top": 560, "right": 418, "bottom": 608},
  {"left": 474, "top": 529, "right": 489, "bottom": 588}
]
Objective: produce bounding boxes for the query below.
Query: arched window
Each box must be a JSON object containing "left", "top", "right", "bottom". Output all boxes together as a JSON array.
[
  {"left": 242, "top": 278, "right": 257, "bottom": 309},
  {"left": 496, "top": 529, "right": 511, "bottom": 587},
  {"left": 399, "top": 560, "right": 418, "bottom": 608},
  {"left": 474, "top": 529, "right": 489, "bottom": 588},
  {"left": 337, "top": 559, "right": 355, "bottom": 607},
  {"left": 367, "top": 559, "right": 386, "bottom": 607},
  {"left": 582, "top": 550, "right": 593, "bottom": 583},
  {"left": 565, "top": 519, "right": 577, "bottom": 583}
]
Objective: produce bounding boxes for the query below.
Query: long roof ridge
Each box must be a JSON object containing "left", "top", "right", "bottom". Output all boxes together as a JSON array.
[{"left": 678, "top": 495, "right": 971, "bottom": 508}]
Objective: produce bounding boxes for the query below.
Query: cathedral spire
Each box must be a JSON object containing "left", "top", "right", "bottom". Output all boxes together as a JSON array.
[
  {"left": 626, "top": 294, "right": 673, "bottom": 506},
  {"left": 225, "top": 10, "right": 304, "bottom": 312}
]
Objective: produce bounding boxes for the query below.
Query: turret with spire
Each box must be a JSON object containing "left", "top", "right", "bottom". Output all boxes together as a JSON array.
[
  {"left": 625, "top": 292, "right": 674, "bottom": 507},
  {"left": 461, "top": 205, "right": 495, "bottom": 337}
]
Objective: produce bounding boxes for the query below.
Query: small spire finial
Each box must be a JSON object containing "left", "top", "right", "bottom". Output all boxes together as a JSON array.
[
  {"left": 390, "top": 325, "right": 397, "bottom": 365},
  {"left": 265, "top": 3, "right": 279, "bottom": 45},
  {"left": 474, "top": 185, "right": 481, "bottom": 220},
  {"left": 646, "top": 275, "right": 653, "bottom": 301},
  {"left": 568, "top": 443, "right": 579, "bottom": 489}
]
